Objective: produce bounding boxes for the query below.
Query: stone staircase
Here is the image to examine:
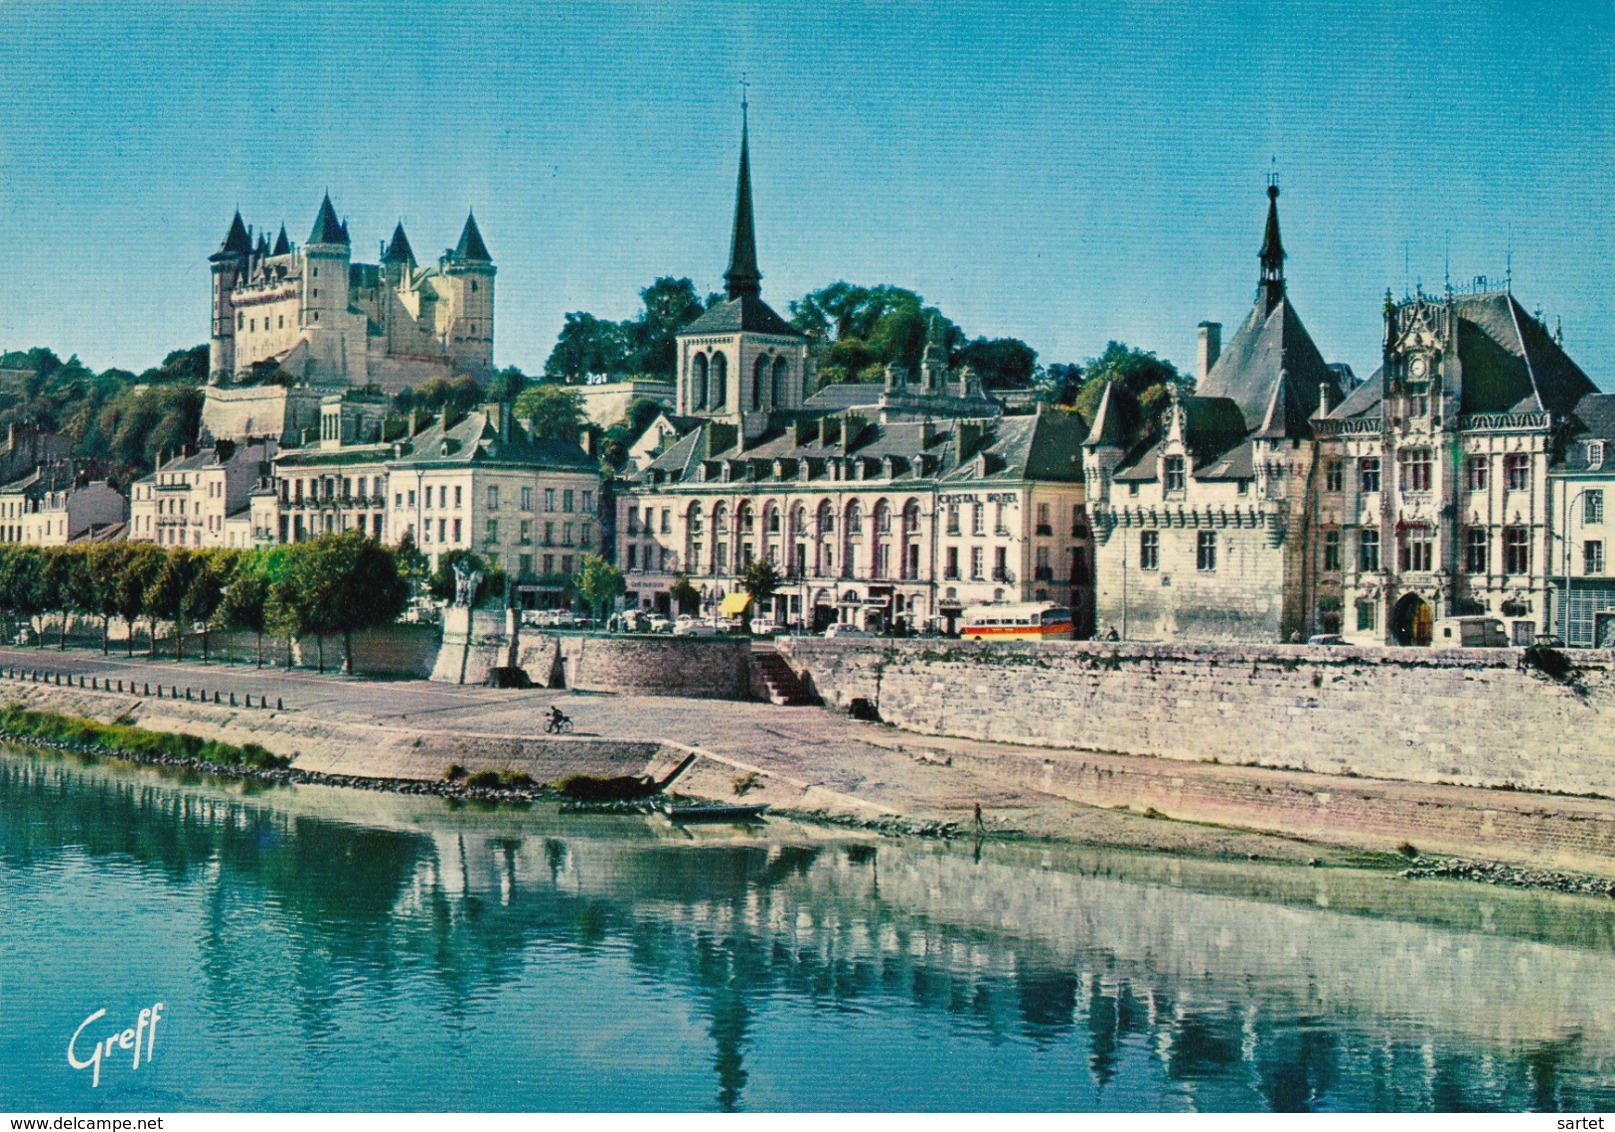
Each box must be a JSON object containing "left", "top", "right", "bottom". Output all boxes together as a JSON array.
[{"left": 751, "top": 646, "right": 817, "bottom": 705}]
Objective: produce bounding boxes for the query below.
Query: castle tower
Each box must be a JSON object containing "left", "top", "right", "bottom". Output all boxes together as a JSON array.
[
  {"left": 208, "top": 210, "right": 253, "bottom": 383},
  {"left": 437, "top": 210, "right": 496, "bottom": 378},
  {"left": 299, "top": 192, "right": 354, "bottom": 383},
  {"left": 674, "top": 102, "right": 807, "bottom": 422}
]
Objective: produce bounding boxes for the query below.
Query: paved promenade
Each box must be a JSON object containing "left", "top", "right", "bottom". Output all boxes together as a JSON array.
[{"left": 3, "top": 644, "right": 1614, "bottom": 874}]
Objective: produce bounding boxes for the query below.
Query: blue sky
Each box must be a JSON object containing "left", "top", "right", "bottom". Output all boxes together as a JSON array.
[{"left": 1, "top": 0, "right": 1612, "bottom": 384}]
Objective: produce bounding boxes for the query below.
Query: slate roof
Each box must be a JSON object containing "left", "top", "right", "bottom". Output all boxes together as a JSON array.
[
  {"left": 1450, "top": 292, "right": 1595, "bottom": 416},
  {"left": 1112, "top": 395, "right": 1250, "bottom": 482},
  {"left": 633, "top": 406, "right": 1084, "bottom": 487},
  {"left": 0, "top": 462, "right": 76, "bottom": 498},
  {"left": 724, "top": 122, "right": 761, "bottom": 299},
  {"left": 1554, "top": 393, "right": 1615, "bottom": 473},
  {"left": 802, "top": 382, "right": 883, "bottom": 412},
  {"left": 308, "top": 193, "right": 349, "bottom": 245},
  {"left": 1198, "top": 296, "right": 1338, "bottom": 433},
  {"left": 453, "top": 211, "right": 492, "bottom": 263},
  {"left": 386, "top": 409, "right": 595, "bottom": 472},
  {"left": 213, "top": 211, "right": 253, "bottom": 260},
  {"left": 272, "top": 224, "right": 291, "bottom": 256},
  {"left": 383, "top": 222, "right": 416, "bottom": 266},
  {"left": 1083, "top": 381, "right": 1133, "bottom": 448},
  {"left": 680, "top": 293, "right": 804, "bottom": 338}
]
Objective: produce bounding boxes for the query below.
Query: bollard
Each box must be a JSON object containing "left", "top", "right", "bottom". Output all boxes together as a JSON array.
[
  {"left": 230, "top": 692, "right": 237, "bottom": 706},
  {"left": 185, "top": 688, "right": 192, "bottom": 701},
  {"left": 54, "top": 673, "right": 60, "bottom": 686},
  {"left": 276, "top": 697, "right": 283, "bottom": 711},
  {"left": 143, "top": 682, "right": 149, "bottom": 696},
  {"left": 91, "top": 677, "right": 97, "bottom": 690}
]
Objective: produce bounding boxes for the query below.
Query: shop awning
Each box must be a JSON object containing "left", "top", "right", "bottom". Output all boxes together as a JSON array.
[{"left": 719, "top": 593, "right": 753, "bottom": 616}]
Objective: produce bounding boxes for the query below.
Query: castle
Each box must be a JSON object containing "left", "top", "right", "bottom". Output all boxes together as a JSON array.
[{"left": 207, "top": 194, "right": 495, "bottom": 392}]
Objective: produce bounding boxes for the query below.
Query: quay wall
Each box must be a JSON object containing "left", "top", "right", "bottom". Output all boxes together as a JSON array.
[
  {"left": 774, "top": 638, "right": 1615, "bottom": 797},
  {"left": 432, "top": 609, "right": 755, "bottom": 698}
]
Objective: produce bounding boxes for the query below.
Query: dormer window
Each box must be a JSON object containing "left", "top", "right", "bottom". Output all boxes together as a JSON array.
[
  {"left": 1164, "top": 455, "right": 1186, "bottom": 493},
  {"left": 1589, "top": 440, "right": 1606, "bottom": 470}
]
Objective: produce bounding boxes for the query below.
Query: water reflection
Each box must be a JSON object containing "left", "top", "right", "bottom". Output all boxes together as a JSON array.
[{"left": 3, "top": 748, "right": 1614, "bottom": 1112}]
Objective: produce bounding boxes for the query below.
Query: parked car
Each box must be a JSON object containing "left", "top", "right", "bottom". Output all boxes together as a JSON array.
[
  {"left": 672, "top": 617, "right": 718, "bottom": 637},
  {"left": 823, "top": 624, "right": 870, "bottom": 638},
  {"left": 645, "top": 615, "right": 672, "bottom": 634},
  {"left": 1306, "top": 634, "right": 1346, "bottom": 645},
  {"left": 1433, "top": 617, "right": 1508, "bottom": 648}
]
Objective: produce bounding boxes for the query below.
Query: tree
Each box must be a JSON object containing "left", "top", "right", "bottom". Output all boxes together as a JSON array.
[
  {"left": 600, "top": 397, "right": 668, "bottom": 472},
  {"left": 669, "top": 575, "right": 701, "bottom": 617},
  {"left": 627, "top": 277, "right": 706, "bottom": 377},
  {"left": 486, "top": 365, "right": 531, "bottom": 404},
  {"left": 957, "top": 337, "right": 1038, "bottom": 388},
  {"left": 39, "top": 548, "right": 78, "bottom": 649},
  {"left": 0, "top": 547, "right": 46, "bottom": 645},
  {"left": 393, "top": 530, "right": 429, "bottom": 596},
  {"left": 144, "top": 550, "right": 197, "bottom": 660},
  {"left": 82, "top": 544, "right": 130, "bottom": 655},
  {"left": 739, "top": 557, "right": 781, "bottom": 632},
  {"left": 573, "top": 554, "right": 625, "bottom": 623},
  {"left": 544, "top": 312, "right": 632, "bottom": 381},
  {"left": 218, "top": 556, "right": 270, "bottom": 666},
  {"left": 278, "top": 533, "right": 407, "bottom": 674},
  {"left": 514, "top": 383, "right": 586, "bottom": 444},
  {"left": 113, "top": 545, "right": 162, "bottom": 657},
  {"left": 183, "top": 551, "right": 232, "bottom": 662},
  {"left": 1037, "top": 362, "right": 1085, "bottom": 407},
  {"left": 1074, "top": 341, "right": 1191, "bottom": 448}
]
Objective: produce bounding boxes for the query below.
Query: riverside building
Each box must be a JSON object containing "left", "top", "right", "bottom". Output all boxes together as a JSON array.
[{"left": 615, "top": 113, "right": 1094, "bottom": 632}]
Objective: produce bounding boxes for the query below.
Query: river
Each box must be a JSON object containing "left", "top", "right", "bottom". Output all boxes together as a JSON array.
[{"left": 2, "top": 745, "right": 1613, "bottom": 1112}]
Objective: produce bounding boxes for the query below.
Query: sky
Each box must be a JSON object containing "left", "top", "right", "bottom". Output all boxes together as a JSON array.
[{"left": 1, "top": 0, "right": 1613, "bottom": 385}]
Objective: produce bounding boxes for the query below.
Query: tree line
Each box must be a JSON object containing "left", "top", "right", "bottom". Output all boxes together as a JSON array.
[{"left": 0, "top": 532, "right": 407, "bottom": 672}]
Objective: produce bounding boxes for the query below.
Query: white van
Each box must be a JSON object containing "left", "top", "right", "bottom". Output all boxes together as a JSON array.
[{"left": 1433, "top": 616, "right": 1508, "bottom": 648}]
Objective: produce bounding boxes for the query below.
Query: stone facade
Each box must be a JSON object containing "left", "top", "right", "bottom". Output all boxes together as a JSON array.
[
  {"left": 1316, "top": 290, "right": 1597, "bottom": 646},
  {"left": 0, "top": 466, "right": 125, "bottom": 545},
  {"left": 1549, "top": 393, "right": 1615, "bottom": 645},
  {"left": 128, "top": 439, "right": 278, "bottom": 548},
  {"left": 775, "top": 636, "right": 1615, "bottom": 795},
  {"left": 207, "top": 196, "right": 495, "bottom": 392}
]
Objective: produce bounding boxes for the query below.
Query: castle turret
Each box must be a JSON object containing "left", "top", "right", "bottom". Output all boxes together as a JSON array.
[
  {"left": 438, "top": 210, "right": 496, "bottom": 378},
  {"left": 208, "top": 210, "right": 253, "bottom": 383},
  {"left": 301, "top": 192, "right": 353, "bottom": 382},
  {"left": 1259, "top": 177, "right": 1286, "bottom": 316}
]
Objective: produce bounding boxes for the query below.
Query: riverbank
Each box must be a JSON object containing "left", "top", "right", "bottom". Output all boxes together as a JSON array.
[{"left": 4, "top": 643, "right": 1615, "bottom": 878}]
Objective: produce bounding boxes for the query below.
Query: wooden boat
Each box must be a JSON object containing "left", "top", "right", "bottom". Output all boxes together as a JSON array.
[{"left": 660, "top": 801, "right": 769, "bottom": 823}]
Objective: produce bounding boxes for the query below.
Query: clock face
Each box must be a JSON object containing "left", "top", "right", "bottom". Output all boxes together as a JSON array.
[{"left": 1409, "top": 356, "right": 1428, "bottom": 378}]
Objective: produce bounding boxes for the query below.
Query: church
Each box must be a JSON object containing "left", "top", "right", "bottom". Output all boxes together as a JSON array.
[
  {"left": 206, "top": 194, "right": 495, "bottom": 392},
  {"left": 615, "top": 112, "right": 1094, "bottom": 633}
]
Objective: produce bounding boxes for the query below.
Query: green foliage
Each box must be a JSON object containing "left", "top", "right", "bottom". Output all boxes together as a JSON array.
[
  {"left": 669, "top": 575, "right": 701, "bottom": 616},
  {"left": 542, "top": 277, "right": 706, "bottom": 381},
  {"left": 738, "top": 557, "right": 781, "bottom": 629},
  {"left": 0, "top": 705, "right": 290, "bottom": 769},
  {"left": 789, "top": 283, "right": 962, "bottom": 385},
  {"left": 1073, "top": 341, "right": 1191, "bottom": 448},
  {"left": 957, "top": 336, "right": 1038, "bottom": 389},
  {"left": 573, "top": 553, "right": 625, "bottom": 621},
  {"left": 514, "top": 383, "right": 586, "bottom": 444},
  {"left": 391, "top": 375, "right": 483, "bottom": 417},
  {"left": 599, "top": 396, "right": 667, "bottom": 471}
]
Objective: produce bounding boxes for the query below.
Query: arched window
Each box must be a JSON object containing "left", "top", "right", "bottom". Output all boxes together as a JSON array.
[
  {"left": 773, "top": 357, "right": 789, "bottom": 407},
  {"left": 711, "top": 352, "right": 728, "bottom": 409},
  {"left": 817, "top": 499, "right": 835, "bottom": 535},
  {"left": 790, "top": 502, "right": 808, "bottom": 536},
  {"left": 687, "top": 500, "right": 705, "bottom": 534},
  {"left": 691, "top": 353, "right": 709, "bottom": 410},
  {"left": 764, "top": 502, "right": 781, "bottom": 534},
  {"left": 872, "top": 499, "right": 891, "bottom": 534},
  {"left": 737, "top": 501, "right": 754, "bottom": 535},
  {"left": 845, "top": 499, "right": 864, "bottom": 536},
  {"left": 902, "top": 498, "right": 921, "bottom": 534},
  {"left": 752, "top": 355, "right": 768, "bottom": 411}
]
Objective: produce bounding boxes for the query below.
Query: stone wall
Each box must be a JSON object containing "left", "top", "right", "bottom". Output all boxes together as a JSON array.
[
  {"left": 429, "top": 610, "right": 755, "bottom": 698},
  {"left": 775, "top": 637, "right": 1615, "bottom": 796}
]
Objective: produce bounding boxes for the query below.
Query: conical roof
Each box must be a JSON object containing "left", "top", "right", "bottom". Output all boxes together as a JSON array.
[
  {"left": 308, "top": 192, "right": 348, "bottom": 245},
  {"left": 1259, "top": 181, "right": 1285, "bottom": 314},
  {"left": 723, "top": 121, "right": 761, "bottom": 300},
  {"left": 214, "top": 210, "right": 252, "bottom": 259},
  {"left": 272, "top": 224, "right": 291, "bottom": 256},
  {"left": 453, "top": 211, "right": 492, "bottom": 262},
  {"left": 1084, "top": 381, "right": 1133, "bottom": 448},
  {"left": 383, "top": 221, "right": 416, "bottom": 266}
]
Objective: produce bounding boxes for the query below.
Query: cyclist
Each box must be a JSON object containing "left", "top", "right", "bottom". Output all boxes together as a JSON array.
[{"left": 547, "top": 705, "right": 569, "bottom": 731}]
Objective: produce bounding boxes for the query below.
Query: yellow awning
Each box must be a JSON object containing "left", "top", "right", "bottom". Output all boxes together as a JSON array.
[{"left": 719, "top": 593, "right": 753, "bottom": 615}]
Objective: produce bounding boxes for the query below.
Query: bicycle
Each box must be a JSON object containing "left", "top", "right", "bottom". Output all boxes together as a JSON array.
[{"left": 544, "top": 713, "right": 574, "bottom": 735}]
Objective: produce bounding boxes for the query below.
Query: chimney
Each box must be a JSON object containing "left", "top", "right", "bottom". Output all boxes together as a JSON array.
[{"left": 1197, "top": 321, "right": 1222, "bottom": 381}]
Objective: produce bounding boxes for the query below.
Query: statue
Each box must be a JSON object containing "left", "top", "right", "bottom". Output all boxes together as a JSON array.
[{"left": 452, "top": 560, "right": 483, "bottom": 607}]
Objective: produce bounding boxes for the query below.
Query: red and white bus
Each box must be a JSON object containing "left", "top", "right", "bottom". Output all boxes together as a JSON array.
[{"left": 960, "top": 602, "right": 1075, "bottom": 642}]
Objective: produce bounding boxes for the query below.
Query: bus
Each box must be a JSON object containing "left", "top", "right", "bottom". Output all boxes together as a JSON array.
[{"left": 960, "top": 602, "right": 1075, "bottom": 642}]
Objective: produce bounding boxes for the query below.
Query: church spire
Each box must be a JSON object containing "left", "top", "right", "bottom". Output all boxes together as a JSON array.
[
  {"left": 1259, "top": 175, "right": 1285, "bottom": 314},
  {"left": 723, "top": 87, "right": 762, "bottom": 301}
]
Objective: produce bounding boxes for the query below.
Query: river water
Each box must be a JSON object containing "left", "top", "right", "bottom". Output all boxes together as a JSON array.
[{"left": 2, "top": 745, "right": 1614, "bottom": 1113}]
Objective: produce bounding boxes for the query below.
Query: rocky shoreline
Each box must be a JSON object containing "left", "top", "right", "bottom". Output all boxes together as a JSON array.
[{"left": 1400, "top": 855, "right": 1615, "bottom": 897}]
